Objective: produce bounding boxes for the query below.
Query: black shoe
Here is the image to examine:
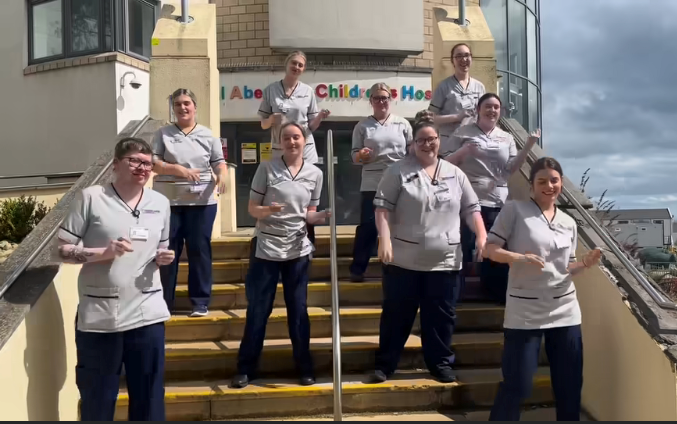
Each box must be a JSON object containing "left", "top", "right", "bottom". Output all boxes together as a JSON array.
[
  {"left": 349, "top": 273, "right": 365, "bottom": 282},
  {"left": 299, "top": 375, "right": 316, "bottom": 386},
  {"left": 231, "top": 374, "right": 249, "bottom": 389},
  {"left": 432, "top": 369, "right": 457, "bottom": 383},
  {"left": 368, "top": 370, "right": 388, "bottom": 383}
]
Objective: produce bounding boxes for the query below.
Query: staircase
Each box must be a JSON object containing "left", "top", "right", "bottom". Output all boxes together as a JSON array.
[{"left": 113, "top": 229, "right": 554, "bottom": 421}]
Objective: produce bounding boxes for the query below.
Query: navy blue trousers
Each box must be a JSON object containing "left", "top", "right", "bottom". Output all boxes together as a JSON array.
[
  {"left": 76, "top": 322, "right": 165, "bottom": 421},
  {"left": 350, "top": 191, "right": 379, "bottom": 277},
  {"left": 237, "top": 238, "right": 314, "bottom": 376},
  {"left": 460, "top": 206, "right": 510, "bottom": 303},
  {"left": 490, "top": 325, "right": 583, "bottom": 421},
  {"left": 161, "top": 204, "right": 217, "bottom": 311},
  {"left": 375, "top": 265, "right": 460, "bottom": 377}
]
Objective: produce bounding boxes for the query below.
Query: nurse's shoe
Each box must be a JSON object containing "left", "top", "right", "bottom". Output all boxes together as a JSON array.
[
  {"left": 432, "top": 369, "right": 457, "bottom": 383},
  {"left": 190, "top": 305, "right": 208, "bottom": 317},
  {"left": 367, "top": 370, "right": 388, "bottom": 383},
  {"left": 349, "top": 273, "right": 365, "bottom": 283},
  {"left": 231, "top": 374, "right": 249, "bottom": 389},
  {"left": 299, "top": 375, "right": 316, "bottom": 386}
]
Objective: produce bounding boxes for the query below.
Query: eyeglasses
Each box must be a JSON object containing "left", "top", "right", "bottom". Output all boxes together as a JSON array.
[
  {"left": 453, "top": 53, "right": 472, "bottom": 61},
  {"left": 371, "top": 96, "right": 390, "bottom": 104},
  {"left": 415, "top": 136, "right": 438, "bottom": 145},
  {"left": 124, "top": 157, "right": 153, "bottom": 170}
]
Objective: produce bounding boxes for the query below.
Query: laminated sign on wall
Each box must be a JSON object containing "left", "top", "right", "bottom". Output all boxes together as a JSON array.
[
  {"left": 241, "top": 143, "right": 257, "bottom": 164},
  {"left": 259, "top": 143, "right": 272, "bottom": 162}
]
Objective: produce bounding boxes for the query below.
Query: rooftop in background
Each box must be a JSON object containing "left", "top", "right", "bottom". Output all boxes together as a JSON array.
[{"left": 595, "top": 208, "right": 673, "bottom": 221}]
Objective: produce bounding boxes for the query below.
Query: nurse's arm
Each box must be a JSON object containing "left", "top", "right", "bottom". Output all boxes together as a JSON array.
[
  {"left": 309, "top": 114, "right": 324, "bottom": 131},
  {"left": 434, "top": 113, "right": 466, "bottom": 126},
  {"left": 248, "top": 199, "right": 278, "bottom": 220},
  {"left": 375, "top": 208, "right": 391, "bottom": 242},
  {"left": 55, "top": 239, "right": 117, "bottom": 264},
  {"left": 469, "top": 211, "right": 487, "bottom": 241},
  {"left": 483, "top": 243, "right": 525, "bottom": 264},
  {"left": 306, "top": 206, "right": 328, "bottom": 224},
  {"left": 152, "top": 157, "right": 192, "bottom": 179},
  {"left": 506, "top": 131, "right": 539, "bottom": 174}
]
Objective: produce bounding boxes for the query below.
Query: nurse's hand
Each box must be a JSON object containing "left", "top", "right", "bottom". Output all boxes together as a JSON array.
[
  {"left": 475, "top": 237, "right": 486, "bottom": 262},
  {"left": 378, "top": 239, "right": 393, "bottom": 264},
  {"left": 272, "top": 113, "right": 284, "bottom": 126},
  {"left": 358, "top": 148, "right": 373, "bottom": 163},
  {"left": 107, "top": 237, "right": 134, "bottom": 258},
  {"left": 269, "top": 202, "right": 285, "bottom": 213},
  {"left": 519, "top": 253, "right": 545, "bottom": 268},
  {"left": 155, "top": 249, "right": 175, "bottom": 266},
  {"left": 181, "top": 167, "right": 201, "bottom": 182},
  {"left": 216, "top": 175, "right": 227, "bottom": 195},
  {"left": 583, "top": 248, "right": 602, "bottom": 267},
  {"left": 527, "top": 129, "right": 541, "bottom": 145},
  {"left": 319, "top": 109, "right": 331, "bottom": 120}
]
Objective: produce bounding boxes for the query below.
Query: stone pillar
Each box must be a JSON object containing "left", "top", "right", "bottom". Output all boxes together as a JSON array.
[
  {"left": 149, "top": 3, "right": 237, "bottom": 236},
  {"left": 431, "top": 4, "right": 498, "bottom": 96}
]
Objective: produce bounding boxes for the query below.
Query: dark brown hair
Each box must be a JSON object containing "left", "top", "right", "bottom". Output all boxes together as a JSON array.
[
  {"left": 529, "top": 157, "right": 563, "bottom": 183},
  {"left": 478, "top": 92, "right": 502, "bottom": 109},
  {"left": 451, "top": 42, "right": 471, "bottom": 59},
  {"left": 114, "top": 137, "right": 152, "bottom": 160}
]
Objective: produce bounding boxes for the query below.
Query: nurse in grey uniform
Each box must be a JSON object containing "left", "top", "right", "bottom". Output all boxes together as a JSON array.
[
  {"left": 368, "top": 117, "right": 487, "bottom": 384},
  {"left": 349, "top": 82, "right": 412, "bottom": 282},
  {"left": 152, "top": 88, "right": 228, "bottom": 318},
  {"left": 57, "top": 137, "right": 174, "bottom": 421},
  {"left": 428, "top": 43, "right": 486, "bottom": 157},
  {"left": 446, "top": 93, "right": 539, "bottom": 303},
  {"left": 484, "top": 157, "right": 601, "bottom": 421},
  {"left": 232, "top": 122, "right": 330, "bottom": 389},
  {"left": 258, "top": 50, "right": 331, "bottom": 246}
]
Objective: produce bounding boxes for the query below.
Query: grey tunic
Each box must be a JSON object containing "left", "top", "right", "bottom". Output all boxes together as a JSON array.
[
  {"left": 374, "top": 156, "right": 481, "bottom": 272},
  {"left": 58, "top": 185, "right": 171, "bottom": 333},
  {"left": 486, "top": 199, "right": 581, "bottom": 330},
  {"left": 152, "top": 124, "right": 225, "bottom": 207},
  {"left": 250, "top": 157, "right": 324, "bottom": 261},
  {"left": 351, "top": 114, "right": 412, "bottom": 192}
]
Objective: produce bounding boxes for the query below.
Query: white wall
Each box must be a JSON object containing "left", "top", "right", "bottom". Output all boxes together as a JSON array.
[{"left": 115, "top": 63, "right": 150, "bottom": 133}]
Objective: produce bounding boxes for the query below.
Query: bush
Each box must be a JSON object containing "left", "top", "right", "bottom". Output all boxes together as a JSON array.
[{"left": 0, "top": 195, "right": 51, "bottom": 244}]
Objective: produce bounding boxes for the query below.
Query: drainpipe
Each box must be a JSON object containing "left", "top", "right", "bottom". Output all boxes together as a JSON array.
[
  {"left": 458, "top": 0, "right": 467, "bottom": 26},
  {"left": 181, "top": 0, "right": 189, "bottom": 23}
]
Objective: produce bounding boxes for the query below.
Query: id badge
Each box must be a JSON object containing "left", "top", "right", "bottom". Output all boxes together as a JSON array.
[
  {"left": 460, "top": 96, "right": 474, "bottom": 110},
  {"left": 435, "top": 189, "right": 452, "bottom": 202},
  {"left": 280, "top": 102, "right": 290, "bottom": 114},
  {"left": 190, "top": 183, "right": 208, "bottom": 194},
  {"left": 130, "top": 227, "right": 150, "bottom": 241}
]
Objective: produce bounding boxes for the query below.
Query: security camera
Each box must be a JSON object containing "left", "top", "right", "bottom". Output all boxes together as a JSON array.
[
  {"left": 130, "top": 78, "right": 142, "bottom": 89},
  {"left": 120, "top": 71, "right": 142, "bottom": 90}
]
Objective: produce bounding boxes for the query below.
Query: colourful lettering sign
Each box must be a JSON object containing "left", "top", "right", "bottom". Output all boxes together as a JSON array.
[{"left": 220, "top": 84, "right": 432, "bottom": 102}]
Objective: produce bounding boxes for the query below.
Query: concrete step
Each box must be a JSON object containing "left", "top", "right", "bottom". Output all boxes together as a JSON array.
[
  {"left": 181, "top": 234, "right": 358, "bottom": 261},
  {"left": 163, "top": 333, "right": 548, "bottom": 381},
  {"left": 114, "top": 368, "right": 554, "bottom": 421},
  {"left": 177, "top": 258, "right": 382, "bottom": 285},
  {"left": 165, "top": 304, "right": 506, "bottom": 343}
]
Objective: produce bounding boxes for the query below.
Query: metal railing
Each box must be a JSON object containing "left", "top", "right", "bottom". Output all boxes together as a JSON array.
[
  {"left": 326, "top": 130, "right": 343, "bottom": 421},
  {"left": 501, "top": 118, "right": 677, "bottom": 310}
]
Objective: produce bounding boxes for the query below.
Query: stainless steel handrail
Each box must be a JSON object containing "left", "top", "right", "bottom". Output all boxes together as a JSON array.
[
  {"left": 0, "top": 116, "right": 151, "bottom": 300},
  {"left": 326, "top": 130, "right": 343, "bottom": 421},
  {"left": 0, "top": 171, "right": 84, "bottom": 180},
  {"left": 502, "top": 118, "right": 677, "bottom": 310}
]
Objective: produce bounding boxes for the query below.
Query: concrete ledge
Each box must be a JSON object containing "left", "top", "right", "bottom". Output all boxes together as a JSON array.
[{"left": 24, "top": 52, "right": 150, "bottom": 76}]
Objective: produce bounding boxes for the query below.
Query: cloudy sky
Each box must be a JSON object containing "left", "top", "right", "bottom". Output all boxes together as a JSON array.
[{"left": 540, "top": 0, "right": 677, "bottom": 216}]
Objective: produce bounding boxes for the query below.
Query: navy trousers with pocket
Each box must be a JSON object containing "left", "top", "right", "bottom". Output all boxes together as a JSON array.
[
  {"left": 76, "top": 322, "right": 166, "bottom": 421},
  {"left": 161, "top": 204, "right": 217, "bottom": 311},
  {"left": 489, "top": 325, "right": 583, "bottom": 421},
  {"left": 237, "top": 238, "right": 314, "bottom": 377},
  {"left": 375, "top": 265, "right": 460, "bottom": 377},
  {"left": 350, "top": 191, "right": 379, "bottom": 277}
]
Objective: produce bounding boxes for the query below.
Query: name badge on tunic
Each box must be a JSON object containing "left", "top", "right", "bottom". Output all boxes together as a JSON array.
[
  {"left": 435, "top": 189, "right": 452, "bottom": 202},
  {"left": 190, "top": 183, "right": 208, "bottom": 194},
  {"left": 460, "top": 96, "right": 474, "bottom": 110},
  {"left": 130, "top": 227, "right": 150, "bottom": 241}
]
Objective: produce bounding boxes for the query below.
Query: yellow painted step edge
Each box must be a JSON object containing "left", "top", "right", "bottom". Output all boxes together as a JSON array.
[
  {"left": 174, "top": 281, "right": 383, "bottom": 296},
  {"left": 178, "top": 257, "right": 381, "bottom": 269}
]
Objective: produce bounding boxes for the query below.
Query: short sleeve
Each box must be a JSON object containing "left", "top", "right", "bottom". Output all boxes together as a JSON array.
[
  {"left": 258, "top": 86, "right": 273, "bottom": 119},
  {"left": 351, "top": 124, "right": 365, "bottom": 164},
  {"left": 458, "top": 169, "right": 481, "bottom": 217},
  {"left": 403, "top": 120, "right": 413, "bottom": 146},
  {"left": 58, "top": 189, "right": 90, "bottom": 244},
  {"left": 310, "top": 169, "right": 323, "bottom": 207},
  {"left": 159, "top": 197, "right": 171, "bottom": 249},
  {"left": 151, "top": 128, "right": 165, "bottom": 161},
  {"left": 428, "top": 83, "right": 446, "bottom": 113},
  {"left": 443, "top": 134, "right": 465, "bottom": 157},
  {"left": 486, "top": 200, "right": 517, "bottom": 247},
  {"left": 307, "top": 90, "right": 319, "bottom": 118},
  {"left": 209, "top": 136, "right": 226, "bottom": 171},
  {"left": 374, "top": 166, "right": 402, "bottom": 211},
  {"left": 508, "top": 135, "right": 517, "bottom": 158},
  {"left": 570, "top": 223, "right": 578, "bottom": 263},
  {"left": 250, "top": 163, "right": 268, "bottom": 203}
]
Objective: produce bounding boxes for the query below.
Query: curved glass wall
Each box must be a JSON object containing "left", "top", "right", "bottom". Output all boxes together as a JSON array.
[{"left": 481, "top": 0, "right": 541, "bottom": 136}]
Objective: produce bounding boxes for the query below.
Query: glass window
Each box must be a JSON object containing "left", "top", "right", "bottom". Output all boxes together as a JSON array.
[
  {"left": 527, "top": 81, "right": 539, "bottom": 132},
  {"left": 127, "top": 0, "right": 155, "bottom": 58},
  {"left": 71, "top": 0, "right": 100, "bottom": 53},
  {"left": 527, "top": 12, "right": 538, "bottom": 81},
  {"left": 526, "top": 0, "right": 536, "bottom": 12},
  {"left": 32, "top": 0, "right": 63, "bottom": 60},
  {"left": 508, "top": 0, "right": 527, "bottom": 78},
  {"left": 481, "top": 0, "right": 508, "bottom": 71}
]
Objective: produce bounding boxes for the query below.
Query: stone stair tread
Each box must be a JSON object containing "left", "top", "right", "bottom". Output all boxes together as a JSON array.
[
  {"left": 179, "top": 257, "right": 381, "bottom": 267},
  {"left": 168, "top": 303, "right": 504, "bottom": 324},
  {"left": 174, "top": 281, "right": 384, "bottom": 295},
  {"left": 118, "top": 367, "right": 550, "bottom": 399},
  {"left": 165, "top": 332, "right": 505, "bottom": 357}
]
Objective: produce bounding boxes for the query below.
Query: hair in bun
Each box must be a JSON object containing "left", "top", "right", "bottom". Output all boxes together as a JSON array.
[{"left": 414, "top": 109, "right": 435, "bottom": 125}]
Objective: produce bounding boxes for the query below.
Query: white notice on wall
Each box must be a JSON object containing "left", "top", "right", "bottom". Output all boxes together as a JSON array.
[{"left": 242, "top": 149, "right": 257, "bottom": 164}]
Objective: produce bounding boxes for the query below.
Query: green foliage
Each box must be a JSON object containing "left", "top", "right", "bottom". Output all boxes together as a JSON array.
[{"left": 0, "top": 195, "right": 51, "bottom": 243}]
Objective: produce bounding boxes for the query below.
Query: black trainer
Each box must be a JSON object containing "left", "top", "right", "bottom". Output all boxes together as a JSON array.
[
  {"left": 432, "top": 369, "right": 457, "bottom": 383},
  {"left": 349, "top": 273, "right": 365, "bottom": 282},
  {"left": 299, "top": 375, "right": 316, "bottom": 386},
  {"left": 368, "top": 370, "right": 388, "bottom": 383},
  {"left": 231, "top": 374, "right": 249, "bottom": 389}
]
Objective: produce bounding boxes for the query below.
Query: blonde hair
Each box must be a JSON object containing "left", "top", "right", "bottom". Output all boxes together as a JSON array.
[
  {"left": 369, "top": 83, "right": 391, "bottom": 98},
  {"left": 171, "top": 88, "right": 197, "bottom": 107},
  {"left": 284, "top": 50, "right": 307, "bottom": 67}
]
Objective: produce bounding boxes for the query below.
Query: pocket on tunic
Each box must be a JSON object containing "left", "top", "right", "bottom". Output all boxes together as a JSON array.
[{"left": 80, "top": 286, "right": 120, "bottom": 330}]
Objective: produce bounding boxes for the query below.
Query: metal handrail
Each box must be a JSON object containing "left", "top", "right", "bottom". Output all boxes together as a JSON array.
[
  {"left": 501, "top": 118, "right": 677, "bottom": 310},
  {"left": 0, "top": 171, "right": 84, "bottom": 180},
  {"left": 326, "top": 130, "right": 343, "bottom": 421},
  {"left": 0, "top": 116, "right": 151, "bottom": 300}
]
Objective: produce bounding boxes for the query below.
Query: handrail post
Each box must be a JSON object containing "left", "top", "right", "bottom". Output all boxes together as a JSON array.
[{"left": 326, "top": 130, "right": 343, "bottom": 421}]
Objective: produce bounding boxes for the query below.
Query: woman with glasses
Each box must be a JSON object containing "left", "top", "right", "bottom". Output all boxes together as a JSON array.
[
  {"left": 56, "top": 137, "right": 174, "bottom": 421},
  {"left": 484, "top": 157, "right": 601, "bottom": 421},
  {"left": 232, "top": 123, "right": 330, "bottom": 389},
  {"left": 445, "top": 93, "right": 539, "bottom": 303},
  {"left": 258, "top": 50, "right": 331, "bottom": 247},
  {"left": 428, "top": 43, "right": 485, "bottom": 158},
  {"left": 152, "top": 88, "right": 228, "bottom": 318},
  {"left": 348, "top": 83, "right": 412, "bottom": 282},
  {"left": 368, "top": 115, "right": 486, "bottom": 384}
]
